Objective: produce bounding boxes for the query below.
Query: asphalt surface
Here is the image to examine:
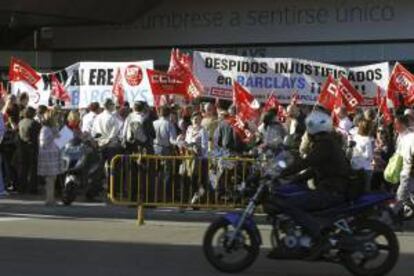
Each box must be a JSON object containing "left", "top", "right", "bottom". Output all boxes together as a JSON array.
[{"left": 1, "top": 196, "right": 414, "bottom": 276}]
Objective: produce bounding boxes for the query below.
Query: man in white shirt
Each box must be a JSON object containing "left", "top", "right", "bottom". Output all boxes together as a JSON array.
[
  {"left": 92, "top": 99, "right": 123, "bottom": 161},
  {"left": 395, "top": 114, "right": 414, "bottom": 215},
  {"left": 81, "top": 102, "right": 100, "bottom": 136}
]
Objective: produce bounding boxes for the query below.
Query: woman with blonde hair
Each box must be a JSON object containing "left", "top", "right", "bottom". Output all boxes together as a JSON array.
[
  {"left": 67, "top": 110, "right": 81, "bottom": 131},
  {"left": 38, "top": 109, "right": 61, "bottom": 205}
]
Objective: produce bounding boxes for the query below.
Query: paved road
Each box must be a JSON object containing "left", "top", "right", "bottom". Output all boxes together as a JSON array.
[{"left": 0, "top": 198, "right": 414, "bottom": 276}]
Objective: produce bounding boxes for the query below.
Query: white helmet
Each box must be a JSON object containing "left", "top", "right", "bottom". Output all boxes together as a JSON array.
[{"left": 305, "top": 111, "right": 333, "bottom": 135}]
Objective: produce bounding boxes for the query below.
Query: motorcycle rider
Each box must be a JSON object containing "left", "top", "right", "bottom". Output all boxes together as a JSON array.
[{"left": 269, "top": 109, "right": 351, "bottom": 258}]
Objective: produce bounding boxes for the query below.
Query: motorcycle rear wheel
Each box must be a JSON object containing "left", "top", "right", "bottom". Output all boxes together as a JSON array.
[
  {"left": 203, "top": 217, "right": 260, "bottom": 273},
  {"left": 342, "top": 219, "right": 399, "bottom": 276}
]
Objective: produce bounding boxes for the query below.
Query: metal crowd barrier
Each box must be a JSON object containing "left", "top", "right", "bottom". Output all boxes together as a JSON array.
[{"left": 108, "top": 154, "right": 255, "bottom": 224}]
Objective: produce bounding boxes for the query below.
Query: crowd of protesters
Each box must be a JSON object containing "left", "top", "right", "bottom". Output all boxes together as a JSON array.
[{"left": 0, "top": 91, "right": 413, "bottom": 213}]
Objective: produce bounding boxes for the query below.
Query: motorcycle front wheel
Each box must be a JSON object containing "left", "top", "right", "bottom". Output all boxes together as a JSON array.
[
  {"left": 203, "top": 217, "right": 260, "bottom": 273},
  {"left": 342, "top": 219, "right": 399, "bottom": 276}
]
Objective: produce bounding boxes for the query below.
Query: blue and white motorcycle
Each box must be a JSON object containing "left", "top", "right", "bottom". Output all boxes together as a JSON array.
[{"left": 203, "top": 152, "right": 399, "bottom": 276}]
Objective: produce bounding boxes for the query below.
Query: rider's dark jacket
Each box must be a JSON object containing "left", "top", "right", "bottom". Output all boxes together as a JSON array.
[{"left": 280, "top": 132, "right": 351, "bottom": 194}]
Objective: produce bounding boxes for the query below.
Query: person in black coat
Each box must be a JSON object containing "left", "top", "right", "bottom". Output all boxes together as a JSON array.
[{"left": 16, "top": 107, "right": 41, "bottom": 194}]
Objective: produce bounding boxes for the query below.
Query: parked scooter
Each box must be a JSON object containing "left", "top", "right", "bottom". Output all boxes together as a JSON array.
[{"left": 61, "top": 136, "right": 105, "bottom": 205}]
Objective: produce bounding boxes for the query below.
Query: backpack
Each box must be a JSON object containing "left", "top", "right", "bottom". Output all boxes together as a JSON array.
[
  {"left": 384, "top": 153, "right": 403, "bottom": 185},
  {"left": 127, "top": 120, "right": 147, "bottom": 144}
]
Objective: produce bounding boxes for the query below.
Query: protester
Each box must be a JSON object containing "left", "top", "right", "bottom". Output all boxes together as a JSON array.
[
  {"left": 153, "top": 105, "right": 177, "bottom": 155},
  {"left": 35, "top": 105, "right": 48, "bottom": 125},
  {"left": 16, "top": 107, "right": 41, "bottom": 194},
  {"left": 122, "top": 101, "right": 155, "bottom": 154},
  {"left": 184, "top": 112, "right": 208, "bottom": 158},
  {"left": 17, "top": 92, "right": 29, "bottom": 119},
  {"left": 201, "top": 103, "right": 218, "bottom": 152},
  {"left": 92, "top": 99, "right": 123, "bottom": 161},
  {"left": 371, "top": 126, "right": 394, "bottom": 191},
  {"left": 67, "top": 110, "right": 81, "bottom": 132},
  {"left": 258, "top": 110, "right": 286, "bottom": 151},
  {"left": 81, "top": 102, "right": 100, "bottom": 136},
  {"left": 393, "top": 114, "right": 414, "bottom": 215},
  {"left": 284, "top": 104, "right": 305, "bottom": 150},
  {"left": 350, "top": 119, "right": 375, "bottom": 192},
  {"left": 38, "top": 109, "right": 61, "bottom": 205},
  {"left": 184, "top": 112, "right": 209, "bottom": 203},
  {"left": 214, "top": 101, "right": 241, "bottom": 154}
]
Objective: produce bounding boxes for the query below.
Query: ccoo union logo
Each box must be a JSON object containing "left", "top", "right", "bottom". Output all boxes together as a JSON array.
[
  {"left": 124, "top": 65, "right": 143, "bottom": 86},
  {"left": 395, "top": 72, "right": 414, "bottom": 91}
]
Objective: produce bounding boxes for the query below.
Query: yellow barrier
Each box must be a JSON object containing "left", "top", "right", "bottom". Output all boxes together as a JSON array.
[{"left": 108, "top": 154, "right": 255, "bottom": 224}]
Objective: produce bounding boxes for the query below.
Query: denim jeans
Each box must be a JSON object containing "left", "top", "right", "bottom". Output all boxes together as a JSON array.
[{"left": 276, "top": 190, "right": 346, "bottom": 238}]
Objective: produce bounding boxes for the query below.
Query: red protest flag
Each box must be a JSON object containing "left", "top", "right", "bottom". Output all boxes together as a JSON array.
[
  {"left": 388, "top": 62, "right": 414, "bottom": 107},
  {"left": 112, "top": 68, "right": 125, "bottom": 106},
  {"left": 379, "top": 96, "right": 393, "bottom": 125},
  {"left": 167, "top": 49, "right": 203, "bottom": 99},
  {"left": 168, "top": 48, "right": 192, "bottom": 75},
  {"left": 226, "top": 115, "right": 254, "bottom": 144},
  {"left": 233, "top": 81, "right": 260, "bottom": 122},
  {"left": 9, "top": 57, "right": 41, "bottom": 89},
  {"left": 337, "top": 76, "right": 364, "bottom": 112},
  {"left": 263, "top": 93, "right": 280, "bottom": 112},
  {"left": 51, "top": 74, "right": 70, "bottom": 104},
  {"left": 147, "top": 69, "right": 187, "bottom": 97},
  {"left": 318, "top": 75, "right": 338, "bottom": 111}
]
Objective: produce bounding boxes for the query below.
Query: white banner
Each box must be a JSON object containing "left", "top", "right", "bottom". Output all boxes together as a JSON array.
[
  {"left": 193, "top": 51, "right": 390, "bottom": 106},
  {"left": 11, "top": 61, "right": 154, "bottom": 108}
]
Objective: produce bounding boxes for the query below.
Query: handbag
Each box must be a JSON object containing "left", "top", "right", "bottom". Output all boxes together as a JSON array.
[{"left": 384, "top": 153, "right": 403, "bottom": 184}]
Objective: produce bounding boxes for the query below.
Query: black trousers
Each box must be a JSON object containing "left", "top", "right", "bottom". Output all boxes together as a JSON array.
[{"left": 16, "top": 142, "right": 38, "bottom": 193}]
